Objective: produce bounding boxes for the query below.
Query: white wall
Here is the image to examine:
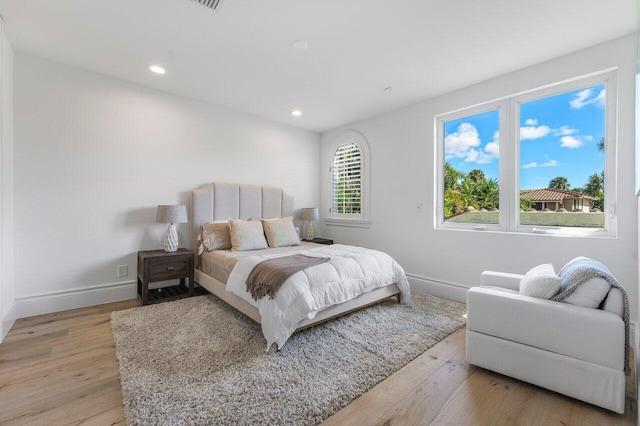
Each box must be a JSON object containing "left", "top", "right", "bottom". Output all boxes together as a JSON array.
[
  {"left": 320, "top": 34, "right": 639, "bottom": 319},
  {"left": 1, "top": 27, "right": 15, "bottom": 341},
  {"left": 14, "top": 54, "right": 320, "bottom": 318}
]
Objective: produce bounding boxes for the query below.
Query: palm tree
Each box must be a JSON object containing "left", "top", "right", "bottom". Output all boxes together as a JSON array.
[
  {"left": 476, "top": 178, "right": 499, "bottom": 210},
  {"left": 597, "top": 137, "right": 604, "bottom": 152},
  {"left": 444, "top": 162, "right": 463, "bottom": 191},
  {"left": 458, "top": 180, "right": 478, "bottom": 210},
  {"left": 584, "top": 172, "right": 604, "bottom": 196},
  {"left": 548, "top": 176, "right": 570, "bottom": 190},
  {"left": 466, "top": 169, "right": 486, "bottom": 184}
]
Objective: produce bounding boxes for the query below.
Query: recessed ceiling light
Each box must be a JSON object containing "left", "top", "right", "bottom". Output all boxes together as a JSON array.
[
  {"left": 292, "top": 40, "right": 308, "bottom": 51},
  {"left": 149, "top": 65, "right": 166, "bottom": 74},
  {"left": 291, "top": 110, "right": 302, "bottom": 117},
  {"left": 384, "top": 86, "right": 393, "bottom": 92}
]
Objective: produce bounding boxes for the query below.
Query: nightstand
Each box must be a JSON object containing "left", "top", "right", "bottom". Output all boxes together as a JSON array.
[
  {"left": 137, "top": 248, "right": 194, "bottom": 305},
  {"left": 308, "top": 237, "right": 334, "bottom": 245}
]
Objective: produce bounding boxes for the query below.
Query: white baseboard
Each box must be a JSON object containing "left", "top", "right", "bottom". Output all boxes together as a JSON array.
[
  {"left": 16, "top": 280, "right": 137, "bottom": 319},
  {"left": 1, "top": 300, "right": 16, "bottom": 343},
  {"left": 406, "top": 273, "right": 468, "bottom": 303}
]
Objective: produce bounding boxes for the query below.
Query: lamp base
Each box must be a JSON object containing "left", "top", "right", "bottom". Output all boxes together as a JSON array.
[
  {"left": 164, "top": 223, "right": 179, "bottom": 252},
  {"left": 303, "top": 220, "right": 314, "bottom": 241}
]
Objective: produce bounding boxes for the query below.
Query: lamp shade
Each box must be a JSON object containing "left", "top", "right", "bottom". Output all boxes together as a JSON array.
[
  {"left": 299, "top": 207, "right": 319, "bottom": 222},
  {"left": 156, "top": 205, "right": 188, "bottom": 224}
]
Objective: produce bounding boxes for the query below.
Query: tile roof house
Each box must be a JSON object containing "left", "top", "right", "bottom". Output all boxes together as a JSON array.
[{"left": 520, "top": 188, "right": 598, "bottom": 212}]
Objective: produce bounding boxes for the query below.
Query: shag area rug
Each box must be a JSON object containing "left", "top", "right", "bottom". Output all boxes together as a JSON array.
[{"left": 111, "top": 292, "right": 465, "bottom": 425}]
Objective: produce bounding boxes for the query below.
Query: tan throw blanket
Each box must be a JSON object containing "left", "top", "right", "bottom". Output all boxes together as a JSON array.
[{"left": 246, "top": 254, "right": 330, "bottom": 301}]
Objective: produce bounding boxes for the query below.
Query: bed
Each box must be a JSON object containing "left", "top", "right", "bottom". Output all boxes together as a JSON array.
[{"left": 191, "top": 182, "right": 411, "bottom": 349}]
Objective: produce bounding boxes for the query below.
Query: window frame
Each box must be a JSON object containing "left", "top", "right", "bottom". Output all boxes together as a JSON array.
[
  {"left": 434, "top": 70, "right": 617, "bottom": 238},
  {"left": 325, "top": 130, "right": 371, "bottom": 228},
  {"left": 435, "top": 99, "right": 508, "bottom": 232}
]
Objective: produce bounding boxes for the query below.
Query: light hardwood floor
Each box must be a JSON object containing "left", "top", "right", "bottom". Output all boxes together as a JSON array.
[{"left": 0, "top": 299, "right": 636, "bottom": 425}]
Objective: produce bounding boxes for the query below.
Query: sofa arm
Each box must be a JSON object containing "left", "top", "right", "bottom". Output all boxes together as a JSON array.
[
  {"left": 480, "top": 271, "right": 523, "bottom": 291},
  {"left": 467, "top": 287, "right": 625, "bottom": 371}
]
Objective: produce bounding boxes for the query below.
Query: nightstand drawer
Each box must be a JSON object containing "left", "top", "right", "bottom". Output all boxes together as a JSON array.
[{"left": 147, "top": 258, "right": 190, "bottom": 281}]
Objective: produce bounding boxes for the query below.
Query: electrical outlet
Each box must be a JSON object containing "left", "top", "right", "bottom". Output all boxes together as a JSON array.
[{"left": 118, "top": 265, "right": 128, "bottom": 278}]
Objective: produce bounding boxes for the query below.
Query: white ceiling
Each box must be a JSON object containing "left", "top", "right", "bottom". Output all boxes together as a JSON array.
[{"left": 0, "top": 0, "right": 635, "bottom": 133}]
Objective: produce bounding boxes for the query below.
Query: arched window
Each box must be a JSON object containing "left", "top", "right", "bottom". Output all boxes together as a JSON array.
[
  {"left": 332, "top": 142, "right": 361, "bottom": 214},
  {"left": 326, "top": 131, "right": 370, "bottom": 227}
]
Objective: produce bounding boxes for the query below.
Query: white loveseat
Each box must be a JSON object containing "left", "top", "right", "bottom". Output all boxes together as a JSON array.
[{"left": 466, "top": 271, "right": 626, "bottom": 414}]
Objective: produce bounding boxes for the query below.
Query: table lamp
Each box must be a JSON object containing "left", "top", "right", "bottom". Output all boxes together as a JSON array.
[
  {"left": 156, "top": 205, "right": 188, "bottom": 252},
  {"left": 299, "top": 207, "right": 319, "bottom": 241}
]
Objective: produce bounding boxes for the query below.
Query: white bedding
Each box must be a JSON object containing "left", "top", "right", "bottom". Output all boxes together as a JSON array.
[{"left": 226, "top": 244, "right": 412, "bottom": 350}]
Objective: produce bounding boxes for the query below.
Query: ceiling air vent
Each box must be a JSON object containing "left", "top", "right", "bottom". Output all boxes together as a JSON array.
[{"left": 191, "top": 0, "right": 225, "bottom": 10}]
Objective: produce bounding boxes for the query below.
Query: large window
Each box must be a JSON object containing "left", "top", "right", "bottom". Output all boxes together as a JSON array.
[
  {"left": 443, "top": 108, "right": 500, "bottom": 225},
  {"left": 326, "top": 131, "right": 370, "bottom": 227},
  {"left": 436, "top": 71, "right": 616, "bottom": 236}
]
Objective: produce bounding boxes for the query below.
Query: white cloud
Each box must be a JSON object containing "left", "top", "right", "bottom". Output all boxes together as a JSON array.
[
  {"left": 476, "top": 131, "right": 499, "bottom": 164},
  {"left": 519, "top": 121, "right": 580, "bottom": 141},
  {"left": 570, "top": 88, "right": 606, "bottom": 109},
  {"left": 518, "top": 119, "right": 592, "bottom": 150},
  {"left": 560, "top": 135, "right": 583, "bottom": 148},
  {"left": 520, "top": 125, "right": 552, "bottom": 140},
  {"left": 570, "top": 89, "right": 592, "bottom": 109},
  {"left": 444, "top": 123, "right": 498, "bottom": 164},
  {"left": 485, "top": 143, "right": 499, "bottom": 156},
  {"left": 596, "top": 89, "right": 606, "bottom": 107},
  {"left": 554, "top": 126, "right": 578, "bottom": 136},
  {"left": 521, "top": 155, "right": 559, "bottom": 169},
  {"left": 445, "top": 122, "right": 480, "bottom": 159}
]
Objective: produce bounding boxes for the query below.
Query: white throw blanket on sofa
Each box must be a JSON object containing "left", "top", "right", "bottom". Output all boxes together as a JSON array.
[
  {"left": 552, "top": 256, "right": 630, "bottom": 375},
  {"left": 226, "top": 244, "right": 412, "bottom": 350}
]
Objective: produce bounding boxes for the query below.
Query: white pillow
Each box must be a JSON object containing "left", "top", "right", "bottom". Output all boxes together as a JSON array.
[
  {"left": 229, "top": 218, "right": 268, "bottom": 251},
  {"left": 519, "top": 263, "right": 561, "bottom": 299},
  {"left": 198, "top": 221, "right": 232, "bottom": 254},
  {"left": 560, "top": 277, "right": 611, "bottom": 309}
]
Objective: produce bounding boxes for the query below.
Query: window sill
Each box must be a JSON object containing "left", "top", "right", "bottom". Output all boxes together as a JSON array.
[
  {"left": 434, "top": 224, "right": 616, "bottom": 239},
  {"left": 325, "top": 218, "right": 371, "bottom": 228}
]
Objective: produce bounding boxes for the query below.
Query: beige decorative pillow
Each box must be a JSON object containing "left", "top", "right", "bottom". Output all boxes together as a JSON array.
[
  {"left": 262, "top": 216, "right": 302, "bottom": 248},
  {"left": 229, "top": 218, "right": 268, "bottom": 251},
  {"left": 198, "top": 222, "right": 232, "bottom": 254}
]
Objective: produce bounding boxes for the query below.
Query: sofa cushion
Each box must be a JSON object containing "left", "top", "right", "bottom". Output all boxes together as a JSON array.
[
  {"left": 466, "top": 287, "right": 625, "bottom": 370},
  {"left": 481, "top": 286, "right": 518, "bottom": 295},
  {"left": 603, "top": 287, "right": 624, "bottom": 318},
  {"left": 560, "top": 276, "right": 611, "bottom": 309},
  {"left": 519, "top": 263, "right": 561, "bottom": 299},
  {"left": 466, "top": 330, "right": 626, "bottom": 414}
]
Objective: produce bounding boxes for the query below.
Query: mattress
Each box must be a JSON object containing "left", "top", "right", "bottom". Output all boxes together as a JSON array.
[{"left": 199, "top": 242, "right": 322, "bottom": 283}]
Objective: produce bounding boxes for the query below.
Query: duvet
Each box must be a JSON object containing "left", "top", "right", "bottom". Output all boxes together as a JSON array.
[{"left": 226, "top": 244, "right": 412, "bottom": 350}]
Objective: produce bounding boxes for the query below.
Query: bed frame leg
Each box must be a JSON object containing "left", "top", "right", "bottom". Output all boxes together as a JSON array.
[{"left": 396, "top": 293, "right": 401, "bottom": 303}]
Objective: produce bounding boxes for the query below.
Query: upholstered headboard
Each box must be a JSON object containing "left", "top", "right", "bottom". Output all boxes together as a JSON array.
[{"left": 190, "top": 182, "right": 294, "bottom": 256}]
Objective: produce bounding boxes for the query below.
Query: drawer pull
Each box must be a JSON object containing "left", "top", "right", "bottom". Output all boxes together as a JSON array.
[{"left": 166, "top": 266, "right": 175, "bottom": 271}]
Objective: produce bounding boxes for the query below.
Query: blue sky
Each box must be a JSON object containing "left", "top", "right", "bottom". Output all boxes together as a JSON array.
[{"left": 444, "top": 84, "right": 605, "bottom": 190}]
